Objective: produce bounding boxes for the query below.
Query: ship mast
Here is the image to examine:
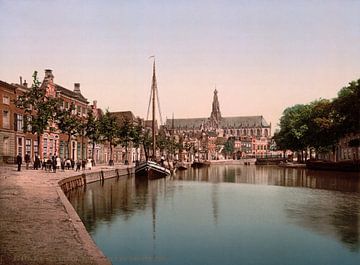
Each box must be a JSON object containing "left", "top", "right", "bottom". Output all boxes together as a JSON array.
[{"left": 151, "top": 59, "right": 157, "bottom": 160}]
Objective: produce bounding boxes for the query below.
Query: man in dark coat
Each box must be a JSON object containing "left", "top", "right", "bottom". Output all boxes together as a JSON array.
[{"left": 16, "top": 154, "right": 22, "bottom": 171}]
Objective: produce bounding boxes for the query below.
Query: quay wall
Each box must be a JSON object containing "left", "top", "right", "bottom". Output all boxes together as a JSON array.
[{"left": 59, "top": 167, "right": 134, "bottom": 193}]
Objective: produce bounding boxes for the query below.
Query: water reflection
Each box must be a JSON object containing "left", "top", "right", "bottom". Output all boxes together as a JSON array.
[
  {"left": 175, "top": 165, "right": 360, "bottom": 192},
  {"left": 66, "top": 165, "right": 360, "bottom": 263}
]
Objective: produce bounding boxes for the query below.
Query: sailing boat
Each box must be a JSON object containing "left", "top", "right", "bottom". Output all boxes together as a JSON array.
[{"left": 135, "top": 59, "right": 171, "bottom": 179}]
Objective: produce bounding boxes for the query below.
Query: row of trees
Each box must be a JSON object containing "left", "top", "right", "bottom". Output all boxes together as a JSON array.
[
  {"left": 15, "top": 71, "right": 150, "bottom": 164},
  {"left": 273, "top": 79, "right": 360, "bottom": 161}
]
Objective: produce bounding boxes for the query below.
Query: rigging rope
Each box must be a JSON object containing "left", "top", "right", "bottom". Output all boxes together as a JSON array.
[
  {"left": 155, "top": 86, "right": 163, "bottom": 125},
  {"left": 146, "top": 85, "right": 152, "bottom": 121}
]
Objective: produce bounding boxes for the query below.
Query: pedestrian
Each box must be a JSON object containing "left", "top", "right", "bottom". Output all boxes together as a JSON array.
[
  {"left": 65, "top": 158, "right": 71, "bottom": 170},
  {"left": 56, "top": 156, "right": 61, "bottom": 170},
  {"left": 42, "top": 158, "right": 47, "bottom": 170},
  {"left": 86, "top": 158, "right": 92, "bottom": 170},
  {"left": 34, "top": 155, "right": 40, "bottom": 170},
  {"left": 16, "top": 153, "right": 22, "bottom": 171},
  {"left": 61, "top": 158, "right": 65, "bottom": 171},
  {"left": 52, "top": 156, "right": 57, "bottom": 173},
  {"left": 25, "top": 152, "right": 30, "bottom": 170},
  {"left": 46, "top": 158, "right": 52, "bottom": 172},
  {"left": 76, "top": 160, "right": 81, "bottom": 171},
  {"left": 71, "top": 159, "right": 75, "bottom": 170},
  {"left": 81, "top": 160, "right": 86, "bottom": 170}
]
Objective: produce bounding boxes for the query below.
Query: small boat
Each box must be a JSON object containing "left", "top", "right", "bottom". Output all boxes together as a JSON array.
[
  {"left": 135, "top": 58, "right": 170, "bottom": 179},
  {"left": 191, "top": 160, "right": 210, "bottom": 168},
  {"left": 176, "top": 162, "right": 188, "bottom": 170},
  {"left": 135, "top": 160, "right": 171, "bottom": 179}
]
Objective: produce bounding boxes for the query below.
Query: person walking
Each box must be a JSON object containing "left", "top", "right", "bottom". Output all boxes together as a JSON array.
[
  {"left": 34, "top": 155, "right": 40, "bottom": 170},
  {"left": 25, "top": 153, "right": 30, "bottom": 170},
  {"left": 52, "top": 156, "right": 57, "bottom": 173},
  {"left": 65, "top": 158, "right": 71, "bottom": 170},
  {"left": 16, "top": 154, "right": 22, "bottom": 171},
  {"left": 56, "top": 156, "right": 61, "bottom": 170}
]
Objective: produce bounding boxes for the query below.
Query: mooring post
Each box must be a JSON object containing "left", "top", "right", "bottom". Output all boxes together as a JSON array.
[{"left": 100, "top": 170, "right": 104, "bottom": 181}]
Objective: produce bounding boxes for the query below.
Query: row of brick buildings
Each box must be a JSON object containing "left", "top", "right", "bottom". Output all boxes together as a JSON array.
[{"left": 0, "top": 70, "right": 138, "bottom": 165}]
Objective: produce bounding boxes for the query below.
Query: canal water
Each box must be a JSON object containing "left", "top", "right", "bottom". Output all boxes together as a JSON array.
[{"left": 66, "top": 165, "right": 360, "bottom": 265}]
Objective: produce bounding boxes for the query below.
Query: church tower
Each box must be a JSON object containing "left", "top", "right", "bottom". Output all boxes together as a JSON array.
[{"left": 209, "top": 89, "right": 222, "bottom": 128}]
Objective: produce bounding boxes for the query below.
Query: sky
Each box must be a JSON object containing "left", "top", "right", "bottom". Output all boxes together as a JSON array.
[{"left": 1, "top": 0, "right": 359, "bottom": 131}]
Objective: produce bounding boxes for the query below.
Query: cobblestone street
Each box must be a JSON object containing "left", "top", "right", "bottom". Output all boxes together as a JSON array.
[{"left": 0, "top": 165, "right": 120, "bottom": 265}]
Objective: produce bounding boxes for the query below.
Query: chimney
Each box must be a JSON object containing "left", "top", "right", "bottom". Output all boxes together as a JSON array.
[
  {"left": 44, "top": 69, "right": 54, "bottom": 81},
  {"left": 92, "top": 100, "right": 97, "bottom": 108},
  {"left": 23, "top": 80, "right": 28, "bottom": 87},
  {"left": 74, "top": 83, "right": 81, "bottom": 94},
  {"left": 19, "top": 76, "right": 23, "bottom": 85}
]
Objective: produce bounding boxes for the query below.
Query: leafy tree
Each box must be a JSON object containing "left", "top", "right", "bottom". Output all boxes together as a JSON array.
[
  {"left": 332, "top": 79, "right": 360, "bottom": 135},
  {"left": 14, "top": 71, "right": 60, "bottom": 158},
  {"left": 142, "top": 129, "right": 152, "bottom": 161},
  {"left": 131, "top": 118, "right": 145, "bottom": 161},
  {"left": 223, "top": 138, "right": 235, "bottom": 159},
  {"left": 307, "top": 99, "right": 338, "bottom": 156},
  {"left": 56, "top": 103, "right": 82, "bottom": 159},
  {"left": 118, "top": 118, "right": 135, "bottom": 164},
  {"left": 84, "top": 109, "right": 100, "bottom": 164},
  {"left": 98, "top": 110, "right": 120, "bottom": 165}
]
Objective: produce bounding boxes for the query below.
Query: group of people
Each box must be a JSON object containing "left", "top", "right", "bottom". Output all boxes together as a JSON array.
[{"left": 16, "top": 153, "right": 94, "bottom": 172}]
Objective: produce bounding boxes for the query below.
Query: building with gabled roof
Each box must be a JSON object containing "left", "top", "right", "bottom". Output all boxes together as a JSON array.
[{"left": 165, "top": 89, "right": 272, "bottom": 159}]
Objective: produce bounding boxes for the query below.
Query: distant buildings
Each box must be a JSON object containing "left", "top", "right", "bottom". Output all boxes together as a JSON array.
[{"left": 164, "top": 89, "right": 272, "bottom": 160}]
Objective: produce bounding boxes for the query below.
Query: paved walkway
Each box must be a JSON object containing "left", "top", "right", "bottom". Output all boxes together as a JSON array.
[{"left": 0, "top": 165, "right": 125, "bottom": 265}]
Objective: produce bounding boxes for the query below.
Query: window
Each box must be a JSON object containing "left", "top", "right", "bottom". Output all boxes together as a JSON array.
[
  {"left": 77, "top": 142, "right": 81, "bottom": 160},
  {"left": 65, "top": 102, "right": 69, "bottom": 109},
  {"left": 17, "top": 137, "right": 23, "bottom": 156},
  {"left": 26, "top": 139, "right": 31, "bottom": 155},
  {"left": 34, "top": 140, "right": 38, "bottom": 157},
  {"left": 16, "top": 114, "right": 23, "bottom": 132},
  {"left": 49, "top": 139, "right": 53, "bottom": 156},
  {"left": 77, "top": 106, "right": 81, "bottom": 115},
  {"left": 3, "top": 110, "right": 10, "bottom": 129},
  {"left": 264, "top": 129, "right": 268, "bottom": 137},
  {"left": 43, "top": 138, "right": 47, "bottom": 157},
  {"left": 3, "top": 96, "right": 10, "bottom": 105},
  {"left": 26, "top": 116, "right": 32, "bottom": 132}
]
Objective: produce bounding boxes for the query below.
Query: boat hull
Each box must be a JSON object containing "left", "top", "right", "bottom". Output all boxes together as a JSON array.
[
  {"left": 191, "top": 161, "right": 210, "bottom": 168},
  {"left": 135, "top": 161, "right": 171, "bottom": 179}
]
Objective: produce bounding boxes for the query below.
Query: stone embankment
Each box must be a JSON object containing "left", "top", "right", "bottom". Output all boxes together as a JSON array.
[{"left": 0, "top": 165, "right": 133, "bottom": 265}]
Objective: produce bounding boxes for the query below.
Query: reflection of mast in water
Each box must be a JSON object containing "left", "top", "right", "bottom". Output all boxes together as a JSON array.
[
  {"left": 211, "top": 184, "right": 219, "bottom": 226},
  {"left": 148, "top": 179, "right": 158, "bottom": 259}
]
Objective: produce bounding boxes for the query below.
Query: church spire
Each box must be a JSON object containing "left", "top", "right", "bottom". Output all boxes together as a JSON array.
[{"left": 209, "top": 88, "right": 222, "bottom": 128}]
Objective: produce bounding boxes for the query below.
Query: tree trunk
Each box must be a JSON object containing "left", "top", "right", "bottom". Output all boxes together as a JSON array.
[
  {"left": 67, "top": 134, "right": 71, "bottom": 159},
  {"left": 37, "top": 134, "right": 41, "bottom": 159},
  {"left": 92, "top": 142, "right": 96, "bottom": 166},
  {"left": 109, "top": 143, "right": 113, "bottom": 165}
]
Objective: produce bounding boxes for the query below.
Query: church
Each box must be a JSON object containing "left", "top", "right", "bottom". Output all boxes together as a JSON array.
[{"left": 164, "top": 89, "right": 272, "bottom": 158}]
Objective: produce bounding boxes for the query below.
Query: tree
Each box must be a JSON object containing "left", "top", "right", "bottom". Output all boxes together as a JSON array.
[
  {"left": 131, "top": 118, "right": 145, "bottom": 162},
  {"left": 332, "top": 79, "right": 360, "bottom": 135},
  {"left": 84, "top": 109, "right": 100, "bottom": 165},
  {"left": 118, "top": 118, "right": 135, "bottom": 164},
  {"left": 223, "top": 138, "right": 235, "bottom": 159},
  {"left": 307, "top": 99, "right": 338, "bottom": 156},
  {"left": 98, "top": 110, "right": 120, "bottom": 165},
  {"left": 56, "top": 103, "right": 82, "bottom": 159},
  {"left": 14, "top": 71, "right": 60, "bottom": 158}
]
